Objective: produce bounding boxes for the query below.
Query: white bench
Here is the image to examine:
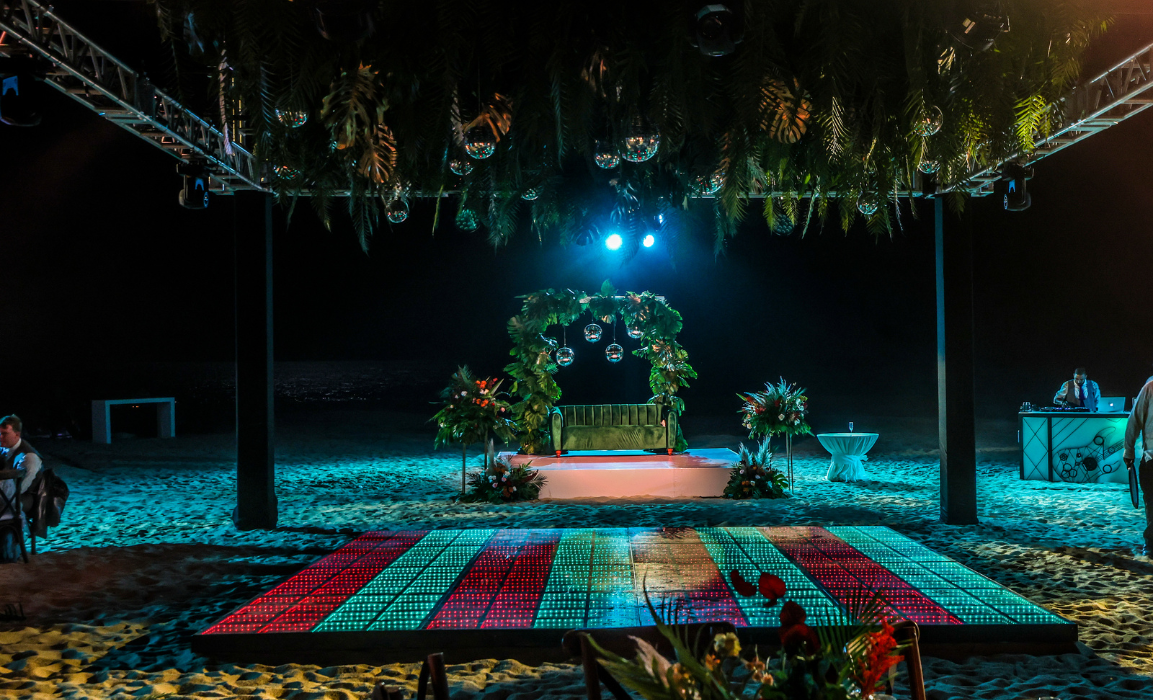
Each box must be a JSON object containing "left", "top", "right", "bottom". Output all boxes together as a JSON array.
[{"left": 91, "top": 398, "right": 175, "bottom": 444}]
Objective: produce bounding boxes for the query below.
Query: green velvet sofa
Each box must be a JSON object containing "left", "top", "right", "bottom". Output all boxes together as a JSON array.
[{"left": 549, "top": 403, "right": 678, "bottom": 456}]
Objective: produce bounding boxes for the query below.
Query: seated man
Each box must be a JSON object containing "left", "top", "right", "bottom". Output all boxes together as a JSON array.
[
  {"left": 0, "top": 414, "right": 40, "bottom": 563},
  {"left": 1053, "top": 367, "right": 1100, "bottom": 411}
]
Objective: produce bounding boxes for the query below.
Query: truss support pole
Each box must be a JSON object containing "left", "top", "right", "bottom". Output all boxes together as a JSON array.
[
  {"left": 233, "top": 192, "right": 277, "bottom": 530},
  {"left": 935, "top": 198, "right": 979, "bottom": 525}
]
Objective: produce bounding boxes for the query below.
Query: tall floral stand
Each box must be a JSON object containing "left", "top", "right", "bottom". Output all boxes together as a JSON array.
[{"left": 785, "top": 433, "right": 794, "bottom": 492}]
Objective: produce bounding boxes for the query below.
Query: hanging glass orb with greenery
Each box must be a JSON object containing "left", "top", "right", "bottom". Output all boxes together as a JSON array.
[
  {"left": 856, "top": 191, "right": 881, "bottom": 216},
  {"left": 620, "top": 117, "right": 660, "bottom": 163},
  {"left": 918, "top": 158, "right": 940, "bottom": 174},
  {"left": 692, "top": 172, "right": 724, "bottom": 195},
  {"left": 274, "top": 164, "right": 301, "bottom": 180},
  {"left": 626, "top": 324, "right": 643, "bottom": 339},
  {"left": 275, "top": 107, "right": 308, "bottom": 128},
  {"left": 556, "top": 346, "right": 575, "bottom": 366},
  {"left": 593, "top": 140, "right": 621, "bottom": 169},
  {"left": 464, "top": 127, "right": 497, "bottom": 159},
  {"left": 386, "top": 197, "right": 409, "bottom": 223},
  {"left": 521, "top": 188, "right": 539, "bottom": 201},
  {"left": 605, "top": 343, "right": 624, "bottom": 362},
  {"left": 449, "top": 158, "right": 474, "bottom": 176},
  {"left": 913, "top": 105, "right": 944, "bottom": 137},
  {"left": 584, "top": 324, "right": 603, "bottom": 342}
]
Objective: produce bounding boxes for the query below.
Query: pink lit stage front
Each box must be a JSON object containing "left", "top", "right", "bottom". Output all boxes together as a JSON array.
[{"left": 504, "top": 448, "right": 736, "bottom": 498}]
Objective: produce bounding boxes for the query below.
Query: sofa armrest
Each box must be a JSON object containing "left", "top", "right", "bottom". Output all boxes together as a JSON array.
[
  {"left": 550, "top": 407, "right": 564, "bottom": 453},
  {"left": 666, "top": 409, "right": 678, "bottom": 450}
]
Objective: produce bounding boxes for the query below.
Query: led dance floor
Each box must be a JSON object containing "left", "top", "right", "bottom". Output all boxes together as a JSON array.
[{"left": 193, "top": 526, "right": 1075, "bottom": 663}]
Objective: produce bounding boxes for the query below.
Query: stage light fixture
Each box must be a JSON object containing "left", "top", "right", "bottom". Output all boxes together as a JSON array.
[
  {"left": 642, "top": 234, "right": 655, "bottom": 248},
  {"left": 690, "top": 4, "right": 742, "bottom": 57},
  {"left": 1000, "top": 162, "right": 1032, "bottom": 211},
  {"left": 946, "top": 1, "right": 1009, "bottom": 52},
  {"left": 605, "top": 233, "right": 623, "bottom": 251},
  {"left": 0, "top": 56, "right": 46, "bottom": 127},
  {"left": 177, "top": 162, "right": 210, "bottom": 210}
]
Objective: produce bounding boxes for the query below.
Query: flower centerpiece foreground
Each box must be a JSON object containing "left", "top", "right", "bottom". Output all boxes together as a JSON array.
[{"left": 593, "top": 573, "right": 905, "bottom": 700}]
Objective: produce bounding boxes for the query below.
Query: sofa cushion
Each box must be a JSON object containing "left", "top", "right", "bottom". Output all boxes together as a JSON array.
[
  {"left": 560, "top": 425, "right": 668, "bottom": 451},
  {"left": 561, "top": 404, "right": 663, "bottom": 427}
]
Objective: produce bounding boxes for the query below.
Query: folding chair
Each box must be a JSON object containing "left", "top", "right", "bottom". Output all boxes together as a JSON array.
[
  {"left": 0, "top": 469, "right": 27, "bottom": 564},
  {"left": 562, "top": 622, "right": 739, "bottom": 700}
]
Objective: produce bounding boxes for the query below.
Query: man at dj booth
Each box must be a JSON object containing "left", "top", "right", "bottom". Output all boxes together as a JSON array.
[{"left": 1053, "top": 367, "right": 1101, "bottom": 411}]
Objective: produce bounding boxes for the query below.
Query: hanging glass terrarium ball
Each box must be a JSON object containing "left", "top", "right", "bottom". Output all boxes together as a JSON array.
[
  {"left": 605, "top": 343, "right": 624, "bottom": 363},
  {"left": 456, "top": 207, "right": 480, "bottom": 231},
  {"left": 275, "top": 107, "right": 308, "bottom": 129},
  {"left": 464, "top": 127, "right": 496, "bottom": 159},
  {"left": 386, "top": 198, "right": 409, "bottom": 224},
  {"left": 918, "top": 158, "right": 940, "bottom": 174},
  {"left": 913, "top": 105, "right": 944, "bottom": 137},
  {"left": 449, "top": 158, "right": 474, "bottom": 176},
  {"left": 521, "top": 188, "right": 539, "bottom": 201},
  {"left": 556, "top": 346, "right": 575, "bottom": 367},
  {"left": 856, "top": 191, "right": 881, "bottom": 216},
  {"left": 594, "top": 140, "right": 621, "bottom": 169},
  {"left": 626, "top": 324, "right": 644, "bottom": 339},
  {"left": 584, "top": 323, "right": 603, "bottom": 342},
  {"left": 692, "top": 172, "right": 724, "bottom": 196},
  {"left": 620, "top": 118, "right": 660, "bottom": 163},
  {"left": 274, "top": 164, "right": 301, "bottom": 180}
]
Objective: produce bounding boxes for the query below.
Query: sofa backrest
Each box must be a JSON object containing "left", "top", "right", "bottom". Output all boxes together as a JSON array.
[{"left": 560, "top": 404, "right": 664, "bottom": 427}]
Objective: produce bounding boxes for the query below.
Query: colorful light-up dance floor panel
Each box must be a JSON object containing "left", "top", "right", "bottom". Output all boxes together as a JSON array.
[{"left": 194, "top": 526, "right": 1075, "bottom": 660}]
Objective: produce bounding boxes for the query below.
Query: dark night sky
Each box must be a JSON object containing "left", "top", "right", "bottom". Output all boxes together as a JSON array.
[{"left": 2, "top": 3, "right": 1152, "bottom": 434}]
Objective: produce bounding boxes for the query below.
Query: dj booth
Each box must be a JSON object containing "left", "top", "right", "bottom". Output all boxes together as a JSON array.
[{"left": 1019, "top": 408, "right": 1138, "bottom": 484}]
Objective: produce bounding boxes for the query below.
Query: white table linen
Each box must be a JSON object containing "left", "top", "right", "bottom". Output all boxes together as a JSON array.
[{"left": 817, "top": 433, "right": 879, "bottom": 482}]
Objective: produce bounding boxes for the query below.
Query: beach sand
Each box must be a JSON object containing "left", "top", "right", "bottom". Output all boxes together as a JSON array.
[{"left": 0, "top": 410, "right": 1150, "bottom": 699}]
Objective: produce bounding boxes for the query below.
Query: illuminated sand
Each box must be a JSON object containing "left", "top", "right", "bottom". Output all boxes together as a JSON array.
[{"left": 0, "top": 416, "right": 1150, "bottom": 699}]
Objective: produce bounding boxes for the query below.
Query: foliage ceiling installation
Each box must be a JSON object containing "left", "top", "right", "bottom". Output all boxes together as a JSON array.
[{"left": 154, "top": 0, "right": 1108, "bottom": 249}]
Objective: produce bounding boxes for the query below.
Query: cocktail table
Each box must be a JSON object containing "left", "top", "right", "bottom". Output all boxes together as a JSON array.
[{"left": 817, "top": 432, "right": 879, "bottom": 482}]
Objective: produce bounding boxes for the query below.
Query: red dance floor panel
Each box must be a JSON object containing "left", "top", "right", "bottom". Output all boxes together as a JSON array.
[{"left": 760, "top": 527, "right": 962, "bottom": 626}]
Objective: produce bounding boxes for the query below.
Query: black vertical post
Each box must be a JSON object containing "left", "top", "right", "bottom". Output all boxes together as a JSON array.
[
  {"left": 233, "top": 191, "right": 277, "bottom": 530},
  {"left": 935, "top": 197, "right": 978, "bottom": 524}
]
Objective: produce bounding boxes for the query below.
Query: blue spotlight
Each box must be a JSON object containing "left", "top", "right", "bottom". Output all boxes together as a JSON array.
[
  {"left": 605, "top": 233, "right": 623, "bottom": 250},
  {"left": 642, "top": 234, "right": 655, "bottom": 248}
]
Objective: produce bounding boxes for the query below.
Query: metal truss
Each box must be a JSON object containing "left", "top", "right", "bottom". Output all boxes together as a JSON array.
[
  {"left": 953, "top": 41, "right": 1153, "bottom": 196},
  {"left": 0, "top": 0, "right": 263, "bottom": 193}
]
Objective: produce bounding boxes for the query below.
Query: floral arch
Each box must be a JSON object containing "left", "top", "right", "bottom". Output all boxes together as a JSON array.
[{"left": 505, "top": 281, "right": 695, "bottom": 454}]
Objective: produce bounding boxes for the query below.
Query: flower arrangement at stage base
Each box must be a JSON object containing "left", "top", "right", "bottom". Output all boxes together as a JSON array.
[
  {"left": 592, "top": 575, "right": 904, "bottom": 700},
  {"left": 460, "top": 453, "right": 545, "bottom": 504},
  {"left": 432, "top": 366, "right": 517, "bottom": 492},
  {"left": 739, "top": 378, "right": 812, "bottom": 439},
  {"left": 723, "top": 440, "right": 789, "bottom": 500}
]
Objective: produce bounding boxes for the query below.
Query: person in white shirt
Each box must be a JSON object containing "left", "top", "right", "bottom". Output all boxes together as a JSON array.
[
  {"left": 1053, "top": 367, "right": 1101, "bottom": 411},
  {"left": 1124, "top": 381, "right": 1153, "bottom": 557}
]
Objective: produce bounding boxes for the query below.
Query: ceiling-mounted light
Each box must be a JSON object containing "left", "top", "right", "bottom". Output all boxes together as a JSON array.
[
  {"left": 642, "top": 234, "right": 655, "bottom": 248},
  {"left": 605, "top": 233, "right": 623, "bottom": 251},
  {"left": 1001, "top": 162, "right": 1032, "bottom": 211},
  {"left": 690, "top": 5, "right": 743, "bottom": 57}
]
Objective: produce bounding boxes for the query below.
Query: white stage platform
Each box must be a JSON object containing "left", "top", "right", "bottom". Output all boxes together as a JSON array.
[{"left": 503, "top": 448, "right": 737, "bottom": 499}]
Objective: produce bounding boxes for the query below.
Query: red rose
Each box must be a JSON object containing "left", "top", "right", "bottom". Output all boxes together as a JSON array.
[{"left": 780, "top": 600, "right": 806, "bottom": 627}]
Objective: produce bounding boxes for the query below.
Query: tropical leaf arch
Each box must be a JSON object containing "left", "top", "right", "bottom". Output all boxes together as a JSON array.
[{"left": 506, "top": 281, "right": 695, "bottom": 454}]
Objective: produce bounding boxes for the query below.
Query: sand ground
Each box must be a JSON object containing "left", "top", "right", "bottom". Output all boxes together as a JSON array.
[{"left": 0, "top": 410, "right": 1150, "bottom": 700}]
